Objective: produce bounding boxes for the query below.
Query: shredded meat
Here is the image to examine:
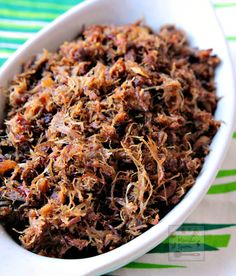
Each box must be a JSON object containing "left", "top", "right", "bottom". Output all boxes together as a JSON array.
[{"left": 0, "top": 23, "right": 220, "bottom": 258}]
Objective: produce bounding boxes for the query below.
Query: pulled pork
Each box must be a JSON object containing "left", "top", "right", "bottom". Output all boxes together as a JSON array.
[{"left": 0, "top": 23, "right": 220, "bottom": 258}]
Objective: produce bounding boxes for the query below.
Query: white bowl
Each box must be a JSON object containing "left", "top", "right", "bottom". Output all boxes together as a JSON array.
[{"left": 0, "top": 0, "right": 235, "bottom": 275}]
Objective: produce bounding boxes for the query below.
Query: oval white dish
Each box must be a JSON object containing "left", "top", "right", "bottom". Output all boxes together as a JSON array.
[{"left": 0, "top": 0, "right": 235, "bottom": 275}]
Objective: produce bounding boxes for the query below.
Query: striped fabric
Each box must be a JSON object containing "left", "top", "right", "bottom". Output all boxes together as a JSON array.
[
  {"left": 0, "top": 0, "right": 236, "bottom": 275},
  {"left": 0, "top": 0, "right": 84, "bottom": 65}
]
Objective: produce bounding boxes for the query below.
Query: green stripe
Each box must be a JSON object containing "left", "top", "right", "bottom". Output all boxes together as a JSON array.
[
  {"left": 0, "top": 1, "right": 72, "bottom": 12},
  {"left": 204, "top": 234, "right": 230, "bottom": 247},
  {"left": 208, "top": 181, "right": 236, "bottom": 194},
  {"left": 0, "top": 49, "right": 15, "bottom": 54},
  {"left": 177, "top": 223, "right": 236, "bottom": 231},
  {"left": 0, "top": 3, "right": 68, "bottom": 15},
  {"left": 216, "top": 169, "right": 236, "bottom": 178},
  {"left": 125, "top": 262, "right": 185, "bottom": 269},
  {"left": 0, "top": 58, "right": 7, "bottom": 66},
  {"left": 0, "top": 37, "right": 27, "bottom": 44},
  {"left": 164, "top": 234, "right": 230, "bottom": 248},
  {"left": 149, "top": 243, "right": 218, "bottom": 253},
  {"left": 0, "top": 9, "right": 60, "bottom": 21},
  {"left": 226, "top": 36, "right": 236, "bottom": 42},
  {"left": 214, "top": 2, "right": 236, "bottom": 8},
  {"left": 24, "top": 0, "right": 82, "bottom": 4},
  {"left": 0, "top": 24, "right": 41, "bottom": 32},
  {"left": 233, "top": 131, "right": 236, "bottom": 138}
]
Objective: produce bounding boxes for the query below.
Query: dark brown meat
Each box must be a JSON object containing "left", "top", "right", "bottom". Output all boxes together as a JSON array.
[{"left": 0, "top": 23, "right": 220, "bottom": 258}]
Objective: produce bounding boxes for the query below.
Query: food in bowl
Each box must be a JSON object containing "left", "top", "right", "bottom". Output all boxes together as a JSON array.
[{"left": 0, "top": 22, "right": 220, "bottom": 258}]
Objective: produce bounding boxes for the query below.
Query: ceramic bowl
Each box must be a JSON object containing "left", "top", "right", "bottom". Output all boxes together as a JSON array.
[{"left": 0, "top": 0, "right": 235, "bottom": 275}]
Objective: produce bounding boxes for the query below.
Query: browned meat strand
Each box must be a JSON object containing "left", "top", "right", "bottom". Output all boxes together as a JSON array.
[{"left": 0, "top": 23, "right": 220, "bottom": 258}]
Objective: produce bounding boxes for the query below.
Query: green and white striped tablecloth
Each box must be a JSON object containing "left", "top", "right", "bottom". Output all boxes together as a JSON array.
[{"left": 0, "top": 0, "right": 236, "bottom": 275}]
